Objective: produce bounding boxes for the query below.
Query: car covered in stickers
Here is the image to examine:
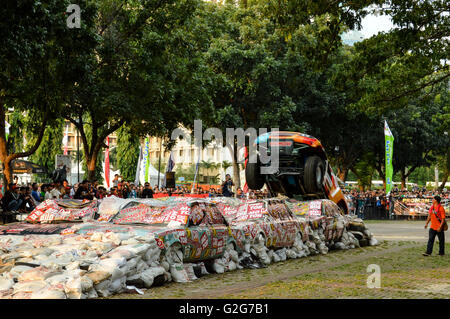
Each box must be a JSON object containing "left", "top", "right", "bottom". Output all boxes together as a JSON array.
[
  {"left": 227, "top": 198, "right": 309, "bottom": 250},
  {"left": 286, "top": 199, "right": 347, "bottom": 242},
  {"left": 245, "top": 131, "right": 348, "bottom": 213},
  {"left": 67, "top": 197, "right": 246, "bottom": 266}
]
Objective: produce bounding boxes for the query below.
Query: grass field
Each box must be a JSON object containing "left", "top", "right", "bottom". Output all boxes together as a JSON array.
[{"left": 110, "top": 240, "right": 449, "bottom": 299}]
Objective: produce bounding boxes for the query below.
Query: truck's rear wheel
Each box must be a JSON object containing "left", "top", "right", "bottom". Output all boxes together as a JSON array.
[
  {"left": 245, "top": 154, "right": 265, "bottom": 190},
  {"left": 304, "top": 155, "right": 325, "bottom": 194}
]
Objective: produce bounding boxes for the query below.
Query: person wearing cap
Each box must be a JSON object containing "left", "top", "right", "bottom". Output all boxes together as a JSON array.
[{"left": 423, "top": 195, "right": 446, "bottom": 256}]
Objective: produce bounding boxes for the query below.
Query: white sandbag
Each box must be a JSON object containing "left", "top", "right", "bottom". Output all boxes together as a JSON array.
[
  {"left": 170, "top": 264, "right": 190, "bottom": 283},
  {"left": 45, "top": 273, "right": 71, "bottom": 286},
  {"left": 318, "top": 242, "right": 329, "bottom": 254},
  {"left": 65, "top": 261, "right": 80, "bottom": 271},
  {"left": 64, "top": 277, "right": 83, "bottom": 299},
  {"left": 109, "top": 276, "right": 126, "bottom": 293},
  {"left": 143, "top": 247, "right": 161, "bottom": 262},
  {"left": 80, "top": 276, "right": 93, "bottom": 292},
  {"left": 18, "top": 266, "right": 61, "bottom": 282},
  {"left": 95, "top": 278, "right": 112, "bottom": 297},
  {"left": 161, "top": 261, "right": 170, "bottom": 272},
  {"left": 136, "top": 260, "right": 149, "bottom": 274},
  {"left": 9, "top": 266, "right": 33, "bottom": 279},
  {"left": 285, "top": 248, "right": 297, "bottom": 259},
  {"left": 126, "top": 256, "right": 141, "bottom": 270},
  {"left": 85, "top": 271, "right": 112, "bottom": 285},
  {"left": 89, "top": 258, "right": 127, "bottom": 281},
  {"left": 0, "top": 278, "right": 14, "bottom": 291},
  {"left": 183, "top": 264, "right": 198, "bottom": 281},
  {"left": 196, "top": 262, "right": 209, "bottom": 275},
  {"left": 101, "top": 232, "right": 121, "bottom": 245},
  {"left": 267, "top": 249, "right": 274, "bottom": 261},
  {"left": 121, "top": 238, "right": 139, "bottom": 245},
  {"left": 86, "top": 288, "right": 98, "bottom": 299},
  {"left": 370, "top": 237, "right": 379, "bottom": 246},
  {"left": 107, "top": 247, "right": 135, "bottom": 260},
  {"left": 141, "top": 266, "right": 166, "bottom": 288},
  {"left": 275, "top": 248, "right": 287, "bottom": 261},
  {"left": 272, "top": 250, "right": 281, "bottom": 263},
  {"left": 225, "top": 260, "right": 237, "bottom": 272},
  {"left": 212, "top": 258, "right": 225, "bottom": 274},
  {"left": 14, "top": 280, "right": 49, "bottom": 294},
  {"left": 31, "top": 285, "right": 66, "bottom": 299},
  {"left": 333, "top": 242, "right": 347, "bottom": 250}
]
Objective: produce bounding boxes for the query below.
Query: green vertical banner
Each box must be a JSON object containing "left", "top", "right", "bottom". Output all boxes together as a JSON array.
[
  {"left": 144, "top": 137, "right": 150, "bottom": 183},
  {"left": 5, "top": 121, "right": 10, "bottom": 140},
  {"left": 384, "top": 120, "right": 394, "bottom": 195}
]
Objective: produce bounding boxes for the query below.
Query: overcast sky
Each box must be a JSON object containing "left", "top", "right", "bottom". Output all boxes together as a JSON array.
[{"left": 360, "top": 14, "right": 395, "bottom": 38}]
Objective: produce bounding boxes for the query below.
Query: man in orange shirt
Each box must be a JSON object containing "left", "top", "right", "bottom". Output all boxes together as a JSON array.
[{"left": 423, "top": 195, "right": 446, "bottom": 256}]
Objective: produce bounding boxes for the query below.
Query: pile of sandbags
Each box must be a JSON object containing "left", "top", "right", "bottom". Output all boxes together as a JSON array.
[
  {"left": 0, "top": 230, "right": 171, "bottom": 299},
  {"left": 344, "top": 215, "right": 379, "bottom": 247}
]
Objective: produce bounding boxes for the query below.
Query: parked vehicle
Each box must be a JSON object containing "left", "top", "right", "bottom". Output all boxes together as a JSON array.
[
  {"left": 286, "top": 199, "right": 347, "bottom": 243},
  {"left": 73, "top": 198, "right": 246, "bottom": 265},
  {"left": 229, "top": 198, "right": 309, "bottom": 250},
  {"left": 245, "top": 131, "right": 348, "bottom": 213}
]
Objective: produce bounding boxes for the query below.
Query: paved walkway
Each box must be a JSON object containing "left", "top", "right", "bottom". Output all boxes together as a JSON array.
[{"left": 364, "top": 220, "right": 450, "bottom": 243}]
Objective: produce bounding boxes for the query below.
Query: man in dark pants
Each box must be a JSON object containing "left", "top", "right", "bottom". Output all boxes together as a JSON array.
[
  {"left": 140, "top": 183, "right": 154, "bottom": 198},
  {"left": 221, "top": 174, "right": 234, "bottom": 198},
  {"left": 423, "top": 195, "right": 446, "bottom": 256}
]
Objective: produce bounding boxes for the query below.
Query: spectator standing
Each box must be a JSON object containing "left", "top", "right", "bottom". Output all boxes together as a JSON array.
[
  {"left": 112, "top": 174, "right": 119, "bottom": 187},
  {"left": 221, "top": 174, "right": 234, "bottom": 197},
  {"left": 423, "top": 195, "right": 446, "bottom": 256}
]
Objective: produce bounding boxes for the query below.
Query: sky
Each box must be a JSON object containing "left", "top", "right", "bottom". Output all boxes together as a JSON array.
[
  {"left": 342, "top": 13, "right": 395, "bottom": 45},
  {"left": 360, "top": 14, "right": 395, "bottom": 38}
]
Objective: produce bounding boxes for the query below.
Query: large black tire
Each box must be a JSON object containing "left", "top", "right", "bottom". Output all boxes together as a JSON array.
[
  {"left": 245, "top": 154, "right": 265, "bottom": 190},
  {"left": 304, "top": 155, "right": 325, "bottom": 194}
]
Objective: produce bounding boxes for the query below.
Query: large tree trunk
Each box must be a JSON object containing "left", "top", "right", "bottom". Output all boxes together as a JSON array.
[
  {"left": 375, "top": 165, "right": 386, "bottom": 189},
  {"left": 438, "top": 150, "right": 449, "bottom": 192},
  {"left": 227, "top": 139, "right": 241, "bottom": 192},
  {"left": 232, "top": 138, "right": 241, "bottom": 190},
  {"left": 400, "top": 168, "right": 406, "bottom": 190},
  {"left": 86, "top": 152, "right": 98, "bottom": 182},
  {"left": 0, "top": 105, "right": 48, "bottom": 190}
]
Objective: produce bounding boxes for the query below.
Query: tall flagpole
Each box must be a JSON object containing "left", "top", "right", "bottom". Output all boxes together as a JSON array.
[
  {"left": 157, "top": 138, "right": 162, "bottom": 188},
  {"left": 135, "top": 145, "right": 142, "bottom": 186}
]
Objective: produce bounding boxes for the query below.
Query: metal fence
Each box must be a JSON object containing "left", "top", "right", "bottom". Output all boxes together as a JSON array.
[{"left": 352, "top": 197, "right": 450, "bottom": 220}]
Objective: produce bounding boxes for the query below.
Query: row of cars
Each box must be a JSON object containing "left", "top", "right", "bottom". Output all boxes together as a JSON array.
[
  {"left": 1, "top": 196, "right": 364, "bottom": 268},
  {"left": 0, "top": 196, "right": 376, "bottom": 298}
]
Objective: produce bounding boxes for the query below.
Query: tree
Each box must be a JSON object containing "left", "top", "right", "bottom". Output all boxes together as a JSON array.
[
  {"left": 116, "top": 125, "right": 140, "bottom": 181},
  {"left": 64, "top": 0, "right": 213, "bottom": 181},
  {"left": 28, "top": 119, "right": 64, "bottom": 177},
  {"left": 338, "top": 0, "right": 449, "bottom": 113},
  {"left": 0, "top": 0, "right": 96, "bottom": 188}
]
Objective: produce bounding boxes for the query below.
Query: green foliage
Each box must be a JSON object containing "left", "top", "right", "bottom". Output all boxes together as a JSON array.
[
  {"left": 28, "top": 120, "right": 64, "bottom": 175},
  {"left": 117, "top": 125, "right": 140, "bottom": 181}
]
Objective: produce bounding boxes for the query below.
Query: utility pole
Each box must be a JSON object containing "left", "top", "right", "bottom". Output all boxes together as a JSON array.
[{"left": 157, "top": 138, "right": 162, "bottom": 188}]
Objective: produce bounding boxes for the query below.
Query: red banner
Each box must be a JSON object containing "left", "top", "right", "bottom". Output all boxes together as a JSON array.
[{"left": 104, "top": 136, "right": 110, "bottom": 188}]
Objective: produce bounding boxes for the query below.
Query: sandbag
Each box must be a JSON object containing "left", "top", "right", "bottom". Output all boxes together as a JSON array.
[
  {"left": 31, "top": 284, "right": 66, "bottom": 299},
  {"left": 0, "top": 278, "right": 14, "bottom": 291},
  {"left": 170, "top": 264, "right": 190, "bottom": 283}
]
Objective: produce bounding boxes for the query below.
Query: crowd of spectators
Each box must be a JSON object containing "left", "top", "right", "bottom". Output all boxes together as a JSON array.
[
  {"left": 344, "top": 186, "right": 449, "bottom": 219},
  {"left": 0, "top": 175, "right": 271, "bottom": 215}
]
